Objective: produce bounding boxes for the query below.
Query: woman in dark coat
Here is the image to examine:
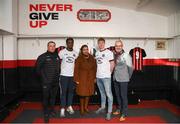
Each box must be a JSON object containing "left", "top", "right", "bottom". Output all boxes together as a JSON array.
[{"left": 74, "top": 45, "right": 97, "bottom": 115}]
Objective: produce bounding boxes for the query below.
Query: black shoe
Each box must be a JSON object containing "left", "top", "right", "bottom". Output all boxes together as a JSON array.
[{"left": 44, "top": 114, "right": 49, "bottom": 123}]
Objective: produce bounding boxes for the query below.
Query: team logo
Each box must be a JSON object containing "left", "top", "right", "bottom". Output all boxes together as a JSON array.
[
  {"left": 73, "top": 54, "right": 76, "bottom": 57},
  {"left": 96, "top": 57, "right": 103, "bottom": 64},
  {"left": 66, "top": 57, "right": 74, "bottom": 63},
  {"left": 102, "top": 54, "right": 105, "bottom": 57},
  {"left": 77, "top": 9, "right": 111, "bottom": 22}
]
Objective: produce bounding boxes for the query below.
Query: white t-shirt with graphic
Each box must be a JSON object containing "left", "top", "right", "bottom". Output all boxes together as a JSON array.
[
  {"left": 95, "top": 49, "right": 114, "bottom": 78},
  {"left": 59, "top": 48, "right": 78, "bottom": 77}
]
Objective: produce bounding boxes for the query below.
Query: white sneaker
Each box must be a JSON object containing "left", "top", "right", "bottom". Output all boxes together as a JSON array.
[
  {"left": 60, "top": 108, "right": 65, "bottom": 117},
  {"left": 66, "top": 106, "right": 75, "bottom": 114}
]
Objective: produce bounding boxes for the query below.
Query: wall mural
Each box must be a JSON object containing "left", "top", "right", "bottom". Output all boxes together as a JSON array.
[{"left": 77, "top": 9, "right": 111, "bottom": 22}]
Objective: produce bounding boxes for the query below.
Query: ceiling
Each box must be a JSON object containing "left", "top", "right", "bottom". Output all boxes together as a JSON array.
[{"left": 79, "top": 0, "right": 180, "bottom": 16}]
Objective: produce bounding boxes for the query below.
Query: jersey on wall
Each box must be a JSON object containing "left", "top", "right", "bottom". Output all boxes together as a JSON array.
[
  {"left": 56, "top": 46, "right": 66, "bottom": 54},
  {"left": 129, "top": 47, "right": 146, "bottom": 71},
  {"left": 107, "top": 46, "right": 115, "bottom": 53}
]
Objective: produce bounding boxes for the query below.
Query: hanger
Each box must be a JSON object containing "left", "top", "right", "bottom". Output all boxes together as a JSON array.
[{"left": 137, "top": 43, "right": 139, "bottom": 47}]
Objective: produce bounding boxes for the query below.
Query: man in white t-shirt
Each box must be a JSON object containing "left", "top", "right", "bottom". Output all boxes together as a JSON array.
[
  {"left": 59, "top": 38, "right": 78, "bottom": 117},
  {"left": 95, "top": 38, "right": 114, "bottom": 120}
]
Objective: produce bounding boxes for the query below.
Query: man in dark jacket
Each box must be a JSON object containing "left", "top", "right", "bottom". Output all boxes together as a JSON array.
[{"left": 36, "top": 41, "right": 60, "bottom": 123}]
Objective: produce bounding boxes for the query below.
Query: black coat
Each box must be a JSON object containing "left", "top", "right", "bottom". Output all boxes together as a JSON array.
[{"left": 36, "top": 51, "right": 60, "bottom": 85}]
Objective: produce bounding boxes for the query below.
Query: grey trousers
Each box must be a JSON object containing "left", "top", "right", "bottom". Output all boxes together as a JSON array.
[{"left": 113, "top": 81, "right": 128, "bottom": 116}]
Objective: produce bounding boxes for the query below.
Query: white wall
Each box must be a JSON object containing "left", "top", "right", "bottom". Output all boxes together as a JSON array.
[
  {"left": 1, "top": 0, "right": 177, "bottom": 61},
  {"left": 0, "top": 0, "right": 12, "bottom": 32},
  {"left": 0, "top": 0, "right": 18, "bottom": 34},
  {"left": 168, "top": 12, "right": 180, "bottom": 37},
  {"left": 18, "top": 38, "right": 169, "bottom": 60},
  {"left": 174, "top": 37, "right": 180, "bottom": 58},
  {"left": 2, "top": 36, "right": 17, "bottom": 60},
  {"left": 18, "top": 38, "right": 94, "bottom": 60},
  {"left": 12, "top": 0, "right": 18, "bottom": 34},
  {"left": 168, "top": 11, "right": 180, "bottom": 58},
  {"left": 168, "top": 36, "right": 180, "bottom": 58},
  {"left": 0, "top": 35, "right": 17, "bottom": 61},
  {"left": 18, "top": 0, "right": 168, "bottom": 38},
  {"left": 0, "top": 36, "right": 2, "bottom": 61}
]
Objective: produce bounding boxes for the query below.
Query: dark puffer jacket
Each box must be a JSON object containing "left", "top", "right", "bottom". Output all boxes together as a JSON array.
[{"left": 36, "top": 51, "right": 60, "bottom": 85}]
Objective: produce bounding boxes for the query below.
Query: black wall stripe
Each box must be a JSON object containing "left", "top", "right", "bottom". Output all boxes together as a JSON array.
[{"left": 0, "top": 66, "right": 180, "bottom": 105}]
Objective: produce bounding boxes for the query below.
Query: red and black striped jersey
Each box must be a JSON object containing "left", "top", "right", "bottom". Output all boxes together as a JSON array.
[
  {"left": 56, "top": 46, "right": 66, "bottom": 63},
  {"left": 56, "top": 46, "right": 66, "bottom": 54},
  {"left": 107, "top": 46, "right": 115, "bottom": 53},
  {"left": 129, "top": 47, "right": 146, "bottom": 71}
]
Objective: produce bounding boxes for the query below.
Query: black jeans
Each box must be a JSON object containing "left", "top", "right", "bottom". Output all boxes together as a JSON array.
[
  {"left": 42, "top": 83, "right": 59, "bottom": 115},
  {"left": 113, "top": 81, "right": 128, "bottom": 116}
]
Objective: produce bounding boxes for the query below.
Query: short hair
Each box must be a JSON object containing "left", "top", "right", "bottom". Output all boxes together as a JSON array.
[
  {"left": 66, "top": 37, "right": 74, "bottom": 44},
  {"left": 47, "top": 41, "right": 56, "bottom": 46},
  {"left": 97, "top": 37, "right": 105, "bottom": 43},
  {"left": 115, "top": 40, "right": 123, "bottom": 46}
]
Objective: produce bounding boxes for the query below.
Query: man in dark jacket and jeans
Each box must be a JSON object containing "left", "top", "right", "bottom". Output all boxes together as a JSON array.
[{"left": 36, "top": 41, "right": 60, "bottom": 123}]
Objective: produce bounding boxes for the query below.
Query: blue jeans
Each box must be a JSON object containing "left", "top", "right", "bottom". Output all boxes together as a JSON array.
[{"left": 97, "top": 78, "right": 113, "bottom": 113}]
